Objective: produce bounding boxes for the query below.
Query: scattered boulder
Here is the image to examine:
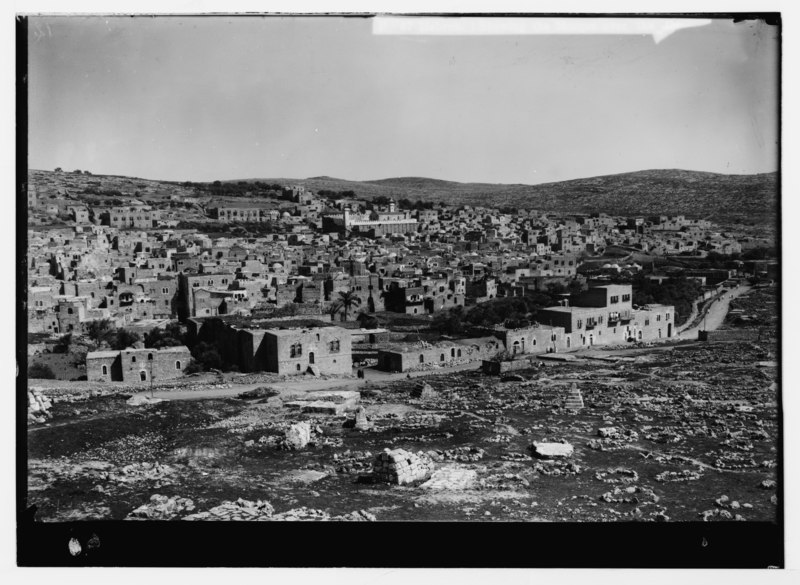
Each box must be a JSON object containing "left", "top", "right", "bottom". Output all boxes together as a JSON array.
[
  {"left": 598, "top": 427, "right": 620, "bottom": 439},
  {"left": 283, "top": 422, "right": 312, "bottom": 450},
  {"left": 28, "top": 388, "right": 53, "bottom": 423},
  {"left": 531, "top": 442, "right": 574, "bottom": 459},
  {"left": 126, "top": 395, "right": 165, "bottom": 407}
]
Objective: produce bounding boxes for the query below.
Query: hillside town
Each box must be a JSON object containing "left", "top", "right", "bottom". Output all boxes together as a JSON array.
[
  {"left": 25, "top": 168, "right": 779, "bottom": 528},
  {"left": 26, "top": 168, "right": 776, "bottom": 379}
]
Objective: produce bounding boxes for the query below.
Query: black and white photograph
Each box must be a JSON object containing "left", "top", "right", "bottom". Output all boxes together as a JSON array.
[{"left": 14, "top": 9, "right": 785, "bottom": 569}]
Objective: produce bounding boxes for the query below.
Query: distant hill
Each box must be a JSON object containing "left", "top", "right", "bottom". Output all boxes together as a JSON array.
[
  {"left": 245, "top": 169, "right": 778, "bottom": 225},
  {"left": 33, "top": 167, "right": 777, "bottom": 225}
]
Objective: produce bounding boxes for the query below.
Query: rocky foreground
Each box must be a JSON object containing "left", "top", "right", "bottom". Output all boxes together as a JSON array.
[{"left": 27, "top": 327, "right": 778, "bottom": 523}]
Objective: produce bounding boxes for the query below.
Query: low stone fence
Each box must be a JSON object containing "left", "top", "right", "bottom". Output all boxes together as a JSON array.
[{"left": 482, "top": 357, "right": 538, "bottom": 375}]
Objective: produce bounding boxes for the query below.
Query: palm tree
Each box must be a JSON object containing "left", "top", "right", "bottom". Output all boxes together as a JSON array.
[
  {"left": 337, "top": 290, "right": 361, "bottom": 322},
  {"left": 328, "top": 300, "right": 343, "bottom": 321}
]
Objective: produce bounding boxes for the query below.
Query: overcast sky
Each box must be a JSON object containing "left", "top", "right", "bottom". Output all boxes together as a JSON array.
[{"left": 27, "top": 16, "right": 778, "bottom": 184}]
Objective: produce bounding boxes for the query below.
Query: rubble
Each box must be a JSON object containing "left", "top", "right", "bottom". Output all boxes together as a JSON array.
[
  {"left": 183, "top": 498, "right": 275, "bottom": 521},
  {"left": 421, "top": 466, "right": 479, "bottom": 490},
  {"left": 126, "top": 494, "right": 196, "bottom": 520}
]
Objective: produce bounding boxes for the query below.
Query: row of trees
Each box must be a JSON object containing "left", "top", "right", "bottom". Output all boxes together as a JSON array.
[
  {"left": 630, "top": 273, "right": 703, "bottom": 326},
  {"left": 175, "top": 220, "right": 280, "bottom": 236},
  {"left": 318, "top": 189, "right": 357, "bottom": 201},
  {"left": 431, "top": 274, "right": 705, "bottom": 334},
  {"left": 84, "top": 319, "right": 187, "bottom": 351},
  {"left": 432, "top": 284, "right": 575, "bottom": 334}
]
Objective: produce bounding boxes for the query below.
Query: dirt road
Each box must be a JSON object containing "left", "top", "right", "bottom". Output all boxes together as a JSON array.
[{"left": 677, "top": 284, "right": 751, "bottom": 340}]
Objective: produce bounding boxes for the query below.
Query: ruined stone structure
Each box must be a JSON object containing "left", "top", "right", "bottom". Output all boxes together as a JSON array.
[
  {"left": 187, "top": 316, "right": 352, "bottom": 375},
  {"left": 377, "top": 336, "right": 503, "bottom": 373},
  {"left": 372, "top": 449, "right": 434, "bottom": 485},
  {"left": 564, "top": 383, "right": 585, "bottom": 410}
]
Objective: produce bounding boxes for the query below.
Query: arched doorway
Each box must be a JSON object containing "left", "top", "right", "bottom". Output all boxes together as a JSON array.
[
  {"left": 309, "top": 352, "right": 315, "bottom": 364},
  {"left": 140, "top": 371, "right": 147, "bottom": 381}
]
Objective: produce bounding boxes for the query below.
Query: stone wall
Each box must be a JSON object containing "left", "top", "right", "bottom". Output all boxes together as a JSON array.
[{"left": 700, "top": 329, "right": 760, "bottom": 342}]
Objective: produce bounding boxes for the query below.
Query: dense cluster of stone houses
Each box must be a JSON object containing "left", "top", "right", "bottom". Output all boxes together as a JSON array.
[{"left": 27, "top": 169, "right": 756, "bottom": 380}]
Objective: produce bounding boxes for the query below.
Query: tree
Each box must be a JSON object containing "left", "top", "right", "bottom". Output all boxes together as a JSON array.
[
  {"left": 54, "top": 167, "right": 62, "bottom": 173},
  {"left": 112, "top": 328, "right": 141, "bottom": 350},
  {"left": 144, "top": 322, "right": 186, "bottom": 348},
  {"left": 28, "top": 363, "right": 56, "bottom": 379},
  {"left": 327, "top": 300, "right": 343, "bottom": 321},
  {"left": 53, "top": 333, "right": 72, "bottom": 354},
  {"left": 190, "top": 342, "right": 223, "bottom": 371},
  {"left": 85, "top": 318, "right": 116, "bottom": 347},
  {"left": 356, "top": 311, "right": 379, "bottom": 329},
  {"left": 337, "top": 290, "right": 361, "bottom": 321},
  {"left": 432, "top": 306, "right": 465, "bottom": 335}
]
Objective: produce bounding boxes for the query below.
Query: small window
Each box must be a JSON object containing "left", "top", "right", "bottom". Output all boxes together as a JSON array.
[
  {"left": 67, "top": 307, "right": 74, "bottom": 314},
  {"left": 102, "top": 365, "right": 108, "bottom": 375},
  {"left": 419, "top": 354, "right": 424, "bottom": 363},
  {"left": 131, "top": 356, "right": 136, "bottom": 363},
  {"left": 440, "top": 353, "right": 445, "bottom": 362},
  {"left": 296, "top": 363, "right": 301, "bottom": 371},
  {"left": 175, "top": 361, "right": 181, "bottom": 370},
  {"left": 148, "top": 353, "right": 153, "bottom": 361}
]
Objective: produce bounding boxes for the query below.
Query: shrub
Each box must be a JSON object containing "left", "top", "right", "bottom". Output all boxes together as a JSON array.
[{"left": 28, "top": 363, "right": 56, "bottom": 379}]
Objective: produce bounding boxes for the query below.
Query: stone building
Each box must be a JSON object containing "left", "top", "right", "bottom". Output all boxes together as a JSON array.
[
  {"left": 177, "top": 272, "right": 236, "bottom": 318},
  {"left": 105, "top": 206, "right": 161, "bottom": 229},
  {"left": 86, "top": 346, "right": 192, "bottom": 383},
  {"left": 536, "top": 284, "right": 675, "bottom": 346}
]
